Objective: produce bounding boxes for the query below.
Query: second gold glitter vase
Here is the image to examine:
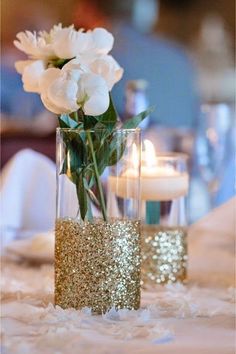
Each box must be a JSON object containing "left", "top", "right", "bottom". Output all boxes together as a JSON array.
[
  {"left": 55, "top": 128, "right": 141, "bottom": 314},
  {"left": 141, "top": 153, "right": 189, "bottom": 286}
]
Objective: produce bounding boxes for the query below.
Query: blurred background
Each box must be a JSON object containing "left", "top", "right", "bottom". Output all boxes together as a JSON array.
[{"left": 1, "top": 0, "right": 235, "bottom": 224}]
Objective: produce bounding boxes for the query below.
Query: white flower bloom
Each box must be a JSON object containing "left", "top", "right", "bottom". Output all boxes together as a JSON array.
[
  {"left": 52, "top": 28, "right": 91, "bottom": 60},
  {"left": 51, "top": 27, "right": 113, "bottom": 60},
  {"left": 14, "top": 25, "right": 115, "bottom": 63},
  {"left": 63, "top": 55, "right": 123, "bottom": 91},
  {"left": 16, "top": 60, "right": 46, "bottom": 93},
  {"left": 39, "top": 67, "right": 109, "bottom": 116},
  {"left": 14, "top": 24, "right": 121, "bottom": 116},
  {"left": 39, "top": 68, "right": 65, "bottom": 114},
  {"left": 14, "top": 31, "right": 54, "bottom": 60},
  {"left": 89, "top": 55, "right": 123, "bottom": 90},
  {"left": 39, "top": 68, "right": 80, "bottom": 114},
  {"left": 39, "top": 23, "right": 67, "bottom": 43}
]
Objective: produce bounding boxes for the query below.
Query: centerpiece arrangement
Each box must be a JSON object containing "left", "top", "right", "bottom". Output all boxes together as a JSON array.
[{"left": 14, "top": 24, "right": 151, "bottom": 313}]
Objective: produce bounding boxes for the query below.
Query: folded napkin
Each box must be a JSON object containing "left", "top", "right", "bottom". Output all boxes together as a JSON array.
[
  {"left": 189, "top": 196, "right": 235, "bottom": 237},
  {"left": 188, "top": 197, "right": 235, "bottom": 287},
  {"left": 0, "top": 149, "right": 56, "bottom": 235}
]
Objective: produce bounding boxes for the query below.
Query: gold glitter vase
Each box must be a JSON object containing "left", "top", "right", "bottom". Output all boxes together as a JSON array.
[
  {"left": 140, "top": 153, "right": 189, "bottom": 286},
  {"left": 142, "top": 225, "right": 187, "bottom": 285},
  {"left": 55, "top": 128, "right": 141, "bottom": 313}
]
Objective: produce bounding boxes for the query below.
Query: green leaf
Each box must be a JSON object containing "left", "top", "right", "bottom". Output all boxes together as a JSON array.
[
  {"left": 76, "top": 175, "right": 87, "bottom": 221},
  {"left": 67, "top": 147, "right": 83, "bottom": 179},
  {"left": 95, "top": 139, "right": 111, "bottom": 175},
  {"left": 108, "top": 138, "right": 126, "bottom": 166},
  {"left": 58, "top": 114, "right": 80, "bottom": 129},
  {"left": 59, "top": 131, "right": 87, "bottom": 182},
  {"left": 122, "top": 106, "right": 155, "bottom": 129},
  {"left": 83, "top": 115, "right": 98, "bottom": 129},
  {"left": 80, "top": 164, "right": 95, "bottom": 187}
]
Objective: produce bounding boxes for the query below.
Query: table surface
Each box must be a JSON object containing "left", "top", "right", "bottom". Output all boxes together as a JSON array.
[{"left": 1, "top": 198, "right": 235, "bottom": 354}]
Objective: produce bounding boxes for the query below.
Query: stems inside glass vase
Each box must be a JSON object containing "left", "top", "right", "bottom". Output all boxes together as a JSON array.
[
  {"left": 58, "top": 102, "right": 147, "bottom": 223},
  {"left": 87, "top": 131, "right": 108, "bottom": 222},
  {"left": 70, "top": 110, "right": 108, "bottom": 222}
]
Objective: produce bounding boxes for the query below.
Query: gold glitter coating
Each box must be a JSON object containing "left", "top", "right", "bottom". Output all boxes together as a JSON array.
[
  {"left": 55, "top": 218, "right": 141, "bottom": 314},
  {"left": 141, "top": 226, "right": 188, "bottom": 286}
]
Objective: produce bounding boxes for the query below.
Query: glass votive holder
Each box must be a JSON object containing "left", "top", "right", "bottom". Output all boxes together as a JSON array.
[{"left": 141, "top": 151, "right": 189, "bottom": 286}]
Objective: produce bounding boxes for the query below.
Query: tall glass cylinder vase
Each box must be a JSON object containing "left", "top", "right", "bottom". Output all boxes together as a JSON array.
[
  {"left": 55, "top": 128, "right": 141, "bottom": 314},
  {"left": 141, "top": 153, "right": 189, "bottom": 286}
]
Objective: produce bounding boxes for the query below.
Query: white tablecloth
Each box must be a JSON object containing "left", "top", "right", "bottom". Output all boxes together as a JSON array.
[{"left": 1, "top": 198, "right": 235, "bottom": 354}]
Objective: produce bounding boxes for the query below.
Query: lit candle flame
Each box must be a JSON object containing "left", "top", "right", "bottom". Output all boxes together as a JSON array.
[
  {"left": 143, "top": 139, "right": 156, "bottom": 167},
  {"left": 131, "top": 139, "right": 157, "bottom": 169}
]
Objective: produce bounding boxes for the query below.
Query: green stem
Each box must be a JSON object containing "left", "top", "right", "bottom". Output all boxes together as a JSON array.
[
  {"left": 87, "top": 131, "right": 108, "bottom": 222},
  {"left": 86, "top": 196, "right": 93, "bottom": 221},
  {"left": 72, "top": 111, "right": 79, "bottom": 122}
]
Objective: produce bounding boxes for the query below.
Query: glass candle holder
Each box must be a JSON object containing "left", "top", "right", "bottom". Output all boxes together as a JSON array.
[
  {"left": 140, "top": 149, "right": 189, "bottom": 286},
  {"left": 55, "top": 128, "right": 141, "bottom": 313}
]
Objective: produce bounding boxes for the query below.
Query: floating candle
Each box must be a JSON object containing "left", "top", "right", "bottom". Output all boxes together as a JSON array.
[{"left": 109, "top": 140, "right": 189, "bottom": 201}]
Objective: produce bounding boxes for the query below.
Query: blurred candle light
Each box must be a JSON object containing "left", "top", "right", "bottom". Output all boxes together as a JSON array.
[{"left": 109, "top": 140, "right": 189, "bottom": 201}]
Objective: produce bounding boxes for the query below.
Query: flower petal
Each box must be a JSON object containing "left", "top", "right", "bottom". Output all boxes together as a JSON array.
[
  {"left": 52, "top": 28, "right": 91, "bottom": 59},
  {"left": 15, "top": 60, "right": 34, "bottom": 74},
  {"left": 90, "top": 55, "right": 123, "bottom": 90},
  {"left": 22, "top": 60, "right": 46, "bottom": 93},
  {"left": 63, "top": 58, "right": 89, "bottom": 74},
  {"left": 14, "top": 31, "right": 39, "bottom": 57},
  {"left": 39, "top": 67, "right": 80, "bottom": 114},
  {"left": 14, "top": 31, "right": 54, "bottom": 60},
  {"left": 39, "top": 68, "right": 61, "bottom": 93},
  {"left": 79, "top": 73, "right": 109, "bottom": 115},
  {"left": 48, "top": 77, "right": 79, "bottom": 113},
  {"left": 41, "top": 94, "right": 62, "bottom": 115},
  {"left": 91, "top": 28, "right": 114, "bottom": 55}
]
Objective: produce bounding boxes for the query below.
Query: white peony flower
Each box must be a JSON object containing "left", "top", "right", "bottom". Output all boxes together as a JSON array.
[
  {"left": 14, "top": 24, "right": 84, "bottom": 61},
  {"left": 39, "top": 68, "right": 80, "bottom": 114},
  {"left": 63, "top": 55, "right": 123, "bottom": 91},
  {"left": 39, "top": 67, "right": 109, "bottom": 116},
  {"left": 13, "top": 25, "right": 114, "bottom": 62},
  {"left": 15, "top": 60, "right": 46, "bottom": 93},
  {"left": 14, "top": 24, "right": 121, "bottom": 116},
  {"left": 52, "top": 28, "right": 92, "bottom": 60},
  {"left": 51, "top": 26, "right": 114, "bottom": 61},
  {"left": 14, "top": 31, "right": 55, "bottom": 60}
]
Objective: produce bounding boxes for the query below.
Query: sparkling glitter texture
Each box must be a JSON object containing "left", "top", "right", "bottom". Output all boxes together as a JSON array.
[
  {"left": 141, "top": 226, "right": 188, "bottom": 285},
  {"left": 55, "top": 218, "right": 141, "bottom": 314}
]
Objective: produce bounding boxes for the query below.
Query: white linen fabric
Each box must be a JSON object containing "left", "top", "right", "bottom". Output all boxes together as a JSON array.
[
  {"left": 0, "top": 149, "right": 56, "bottom": 233},
  {"left": 1, "top": 198, "right": 235, "bottom": 354}
]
